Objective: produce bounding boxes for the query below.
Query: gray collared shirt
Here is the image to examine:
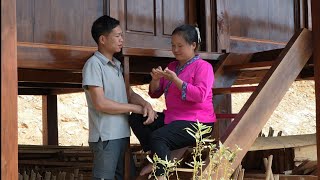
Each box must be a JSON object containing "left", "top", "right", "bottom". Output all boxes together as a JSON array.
[{"left": 82, "top": 51, "right": 130, "bottom": 142}]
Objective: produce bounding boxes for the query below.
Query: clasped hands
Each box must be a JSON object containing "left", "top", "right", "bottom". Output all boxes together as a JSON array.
[{"left": 150, "top": 66, "right": 178, "bottom": 82}]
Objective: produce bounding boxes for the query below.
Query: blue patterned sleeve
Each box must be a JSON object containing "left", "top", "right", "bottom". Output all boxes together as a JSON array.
[{"left": 181, "top": 82, "right": 188, "bottom": 100}]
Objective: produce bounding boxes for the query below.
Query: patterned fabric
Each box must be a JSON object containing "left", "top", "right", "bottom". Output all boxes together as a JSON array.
[
  {"left": 164, "top": 55, "right": 200, "bottom": 96},
  {"left": 181, "top": 82, "right": 188, "bottom": 100}
]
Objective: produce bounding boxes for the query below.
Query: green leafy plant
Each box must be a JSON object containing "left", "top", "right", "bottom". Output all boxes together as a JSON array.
[
  {"left": 147, "top": 154, "right": 182, "bottom": 180},
  {"left": 147, "top": 120, "right": 241, "bottom": 180}
]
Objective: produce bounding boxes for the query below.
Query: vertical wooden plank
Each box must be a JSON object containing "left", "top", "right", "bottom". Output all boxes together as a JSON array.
[
  {"left": 1, "top": 0, "right": 18, "bottom": 180},
  {"left": 123, "top": 56, "right": 130, "bottom": 96},
  {"left": 123, "top": 56, "right": 130, "bottom": 180},
  {"left": 211, "top": 0, "right": 217, "bottom": 52},
  {"left": 307, "top": 0, "right": 312, "bottom": 30},
  {"left": 16, "top": 0, "right": 34, "bottom": 42},
  {"left": 294, "top": 0, "right": 301, "bottom": 32},
  {"left": 216, "top": 0, "right": 230, "bottom": 52},
  {"left": 155, "top": 0, "right": 163, "bottom": 36},
  {"left": 311, "top": 0, "right": 320, "bottom": 177},
  {"left": 42, "top": 95, "right": 58, "bottom": 145},
  {"left": 82, "top": 0, "right": 105, "bottom": 46},
  {"left": 163, "top": 0, "right": 187, "bottom": 35},
  {"left": 204, "top": 0, "right": 212, "bottom": 52},
  {"left": 188, "top": 0, "right": 196, "bottom": 25},
  {"left": 109, "top": 0, "right": 119, "bottom": 19},
  {"left": 126, "top": 0, "right": 155, "bottom": 34},
  {"left": 300, "top": 0, "right": 306, "bottom": 29}
]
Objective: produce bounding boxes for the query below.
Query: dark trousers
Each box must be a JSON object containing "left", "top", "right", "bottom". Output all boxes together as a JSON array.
[{"left": 129, "top": 113, "right": 214, "bottom": 176}]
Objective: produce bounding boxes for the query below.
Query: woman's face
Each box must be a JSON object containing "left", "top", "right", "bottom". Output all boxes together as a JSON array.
[{"left": 171, "top": 34, "right": 196, "bottom": 62}]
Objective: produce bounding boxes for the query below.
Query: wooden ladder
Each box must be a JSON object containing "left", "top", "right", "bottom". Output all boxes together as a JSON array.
[{"left": 206, "top": 28, "right": 313, "bottom": 179}]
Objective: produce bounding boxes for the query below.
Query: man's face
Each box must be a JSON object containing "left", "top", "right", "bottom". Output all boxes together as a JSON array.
[{"left": 100, "top": 25, "right": 124, "bottom": 53}]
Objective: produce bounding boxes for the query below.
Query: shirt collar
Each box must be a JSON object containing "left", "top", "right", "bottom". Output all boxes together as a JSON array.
[
  {"left": 175, "top": 55, "right": 200, "bottom": 74},
  {"left": 94, "top": 51, "right": 121, "bottom": 67}
]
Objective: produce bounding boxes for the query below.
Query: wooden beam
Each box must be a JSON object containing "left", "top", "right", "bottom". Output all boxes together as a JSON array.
[
  {"left": 250, "top": 134, "right": 316, "bottom": 151},
  {"left": 17, "top": 42, "right": 94, "bottom": 70},
  {"left": 213, "top": 86, "right": 257, "bottom": 95},
  {"left": 210, "top": 29, "right": 313, "bottom": 178},
  {"left": 42, "top": 95, "right": 58, "bottom": 145},
  {"left": 224, "top": 61, "right": 273, "bottom": 72},
  {"left": 18, "top": 82, "right": 82, "bottom": 89},
  {"left": 245, "top": 173, "right": 317, "bottom": 180},
  {"left": 311, "top": 0, "right": 320, "bottom": 177},
  {"left": 18, "top": 88, "right": 50, "bottom": 95},
  {"left": 230, "top": 36, "right": 286, "bottom": 53},
  {"left": 18, "top": 69, "right": 82, "bottom": 83},
  {"left": 122, "top": 47, "right": 223, "bottom": 61},
  {"left": 1, "top": 0, "right": 18, "bottom": 179}
]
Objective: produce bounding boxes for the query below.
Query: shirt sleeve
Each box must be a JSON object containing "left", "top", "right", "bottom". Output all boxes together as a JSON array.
[
  {"left": 184, "top": 62, "right": 214, "bottom": 103},
  {"left": 148, "top": 77, "right": 165, "bottom": 98},
  {"left": 82, "top": 60, "right": 103, "bottom": 90}
]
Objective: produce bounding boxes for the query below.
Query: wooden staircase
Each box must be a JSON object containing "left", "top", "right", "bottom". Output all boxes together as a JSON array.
[{"left": 206, "top": 28, "right": 313, "bottom": 178}]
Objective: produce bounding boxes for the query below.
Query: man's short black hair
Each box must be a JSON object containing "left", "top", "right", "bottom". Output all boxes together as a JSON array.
[{"left": 91, "top": 15, "right": 120, "bottom": 44}]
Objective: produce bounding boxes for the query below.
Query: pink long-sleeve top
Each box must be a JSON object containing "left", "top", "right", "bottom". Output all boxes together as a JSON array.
[{"left": 149, "top": 55, "right": 217, "bottom": 124}]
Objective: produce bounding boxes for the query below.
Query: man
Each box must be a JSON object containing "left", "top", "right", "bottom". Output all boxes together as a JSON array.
[{"left": 82, "top": 15, "right": 156, "bottom": 180}]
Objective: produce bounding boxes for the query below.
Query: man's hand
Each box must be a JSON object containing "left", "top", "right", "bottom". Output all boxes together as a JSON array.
[{"left": 142, "top": 102, "right": 157, "bottom": 125}]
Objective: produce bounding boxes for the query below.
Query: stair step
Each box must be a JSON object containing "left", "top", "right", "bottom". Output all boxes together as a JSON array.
[
  {"left": 216, "top": 114, "right": 237, "bottom": 119},
  {"left": 213, "top": 86, "right": 257, "bottom": 95},
  {"left": 176, "top": 168, "right": 194, "bottom": 173},
  {"left": 223, "top": 61, "right": 274, "bottom": 72}
]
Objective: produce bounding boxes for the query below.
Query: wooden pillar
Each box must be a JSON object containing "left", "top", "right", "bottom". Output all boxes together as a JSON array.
[
  {"left": 1, "top": 0, "right": 18, "bottom": 179},
  {"left": 42, "top": 95, "right": 58, "bottom": 145},
  {"left": 311, "top": 0, "right": 320, "bottom": 176},
  {"left": 123, "top": 56, "right": 131, "bottom": 180}
]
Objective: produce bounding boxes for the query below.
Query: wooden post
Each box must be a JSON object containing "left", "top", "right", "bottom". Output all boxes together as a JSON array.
[
  {"left": 42, "top": 95, "right": 59, "bottom": 145},
  {"left": 123, "top": 55, "right": 131, "bottom": 180},
  {"left": 311, "top": 0, "right": 320, "bottom": 177},
  {"left": 1, "top": 0, "right": 18, "bottom": 179}
]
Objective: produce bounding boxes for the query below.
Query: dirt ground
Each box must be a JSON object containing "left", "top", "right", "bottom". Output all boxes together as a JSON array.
[{"left": 18, "top": 80, "right": 316, "bottom": 146}]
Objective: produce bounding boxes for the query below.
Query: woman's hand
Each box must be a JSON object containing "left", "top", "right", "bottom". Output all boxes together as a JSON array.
[
  {"left": 161, "top": 67, "right": 178, "bottom": 81},
  {"left": 150, "top": 66, "right": 164, "bottom": 81}
]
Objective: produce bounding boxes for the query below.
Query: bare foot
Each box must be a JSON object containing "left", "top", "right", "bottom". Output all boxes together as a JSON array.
[{"left": 140, "top": 163, "right": 153, "bottom": 176}]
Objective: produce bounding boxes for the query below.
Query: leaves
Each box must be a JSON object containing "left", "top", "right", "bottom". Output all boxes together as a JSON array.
[{"left": 147, "top": 120, "right": 242, "bottom": 180}]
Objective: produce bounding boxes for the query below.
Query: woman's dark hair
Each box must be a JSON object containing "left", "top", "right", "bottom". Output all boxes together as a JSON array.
[
  {"left": 172, "top": 24, "right": 200, "bottom": 50},
  {"left": 91, "top": 15, "right": 120, "bottom": 44}
]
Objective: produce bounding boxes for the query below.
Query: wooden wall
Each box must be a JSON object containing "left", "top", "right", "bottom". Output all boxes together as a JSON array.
[
  {"left": 220, "top": 0, "right": 306, "bottom": 53},
  {"left": 111, "top": 0, "right": 196, "bottom": 49},
  {"left": 17, "top": 0, "right": 106, "bottom": 46}
]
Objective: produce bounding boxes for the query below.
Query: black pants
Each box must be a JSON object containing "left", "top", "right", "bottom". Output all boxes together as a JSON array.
[{"left": 129, "top": 113, "right": 214, "bottom": 176}]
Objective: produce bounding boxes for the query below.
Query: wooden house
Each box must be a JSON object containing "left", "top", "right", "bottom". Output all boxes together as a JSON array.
[{"left": 1, "top": 0, "right": 319, "bottom": 179}]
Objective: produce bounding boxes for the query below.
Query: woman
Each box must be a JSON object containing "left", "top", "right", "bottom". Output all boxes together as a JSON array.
[{"left": 129, "top": 24, "right": 216, "bottom": 179}]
